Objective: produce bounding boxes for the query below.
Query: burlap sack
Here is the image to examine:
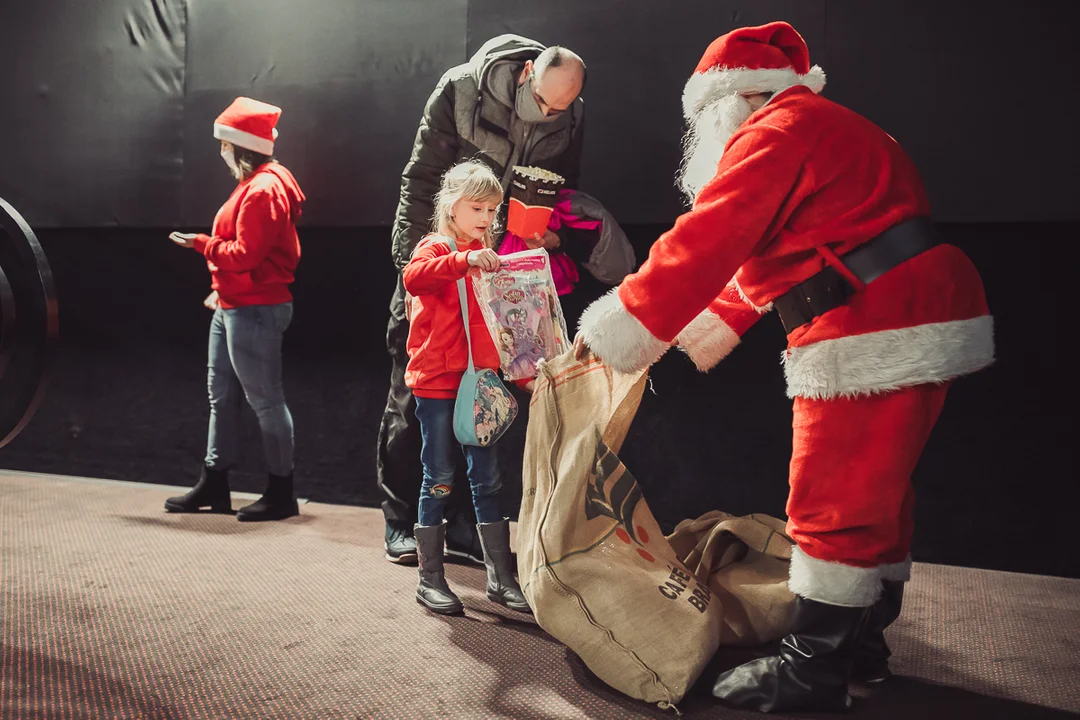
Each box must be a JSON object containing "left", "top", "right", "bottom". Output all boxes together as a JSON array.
[
  {"left": 517, "top": 355, "right": 723, "bottom": 707},
  {"left": 517, "top": 354, "right": 797, "bottom": 707},
  {"left": 668, "top": 511, "right": 796, "bottom": 646}
]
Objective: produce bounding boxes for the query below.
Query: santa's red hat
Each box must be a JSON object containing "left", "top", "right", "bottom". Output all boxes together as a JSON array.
[
  {"left": 213, "top": 97, "right": 281, "bottom": 155},
  {"left": 682, "top": 21, "right": 826, "bottom": 120}
]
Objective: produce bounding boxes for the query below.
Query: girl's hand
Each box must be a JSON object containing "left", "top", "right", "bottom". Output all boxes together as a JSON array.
[
  {"left": 524, "top": 380, "right": 536, "bottom": 393},
  {"left": 467, "top": 249, "right": 500, "bottom": 272},
  {"left": 203, "top": 291, "right": 220, "bottom": 310},
  {"left": 169, "top": 231, "right": 197, "bottom": 249}
]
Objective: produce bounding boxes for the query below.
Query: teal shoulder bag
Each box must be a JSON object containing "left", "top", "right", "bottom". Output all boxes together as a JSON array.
[{"left": 442, "top": 238, "right": 518, "bottom": 447}]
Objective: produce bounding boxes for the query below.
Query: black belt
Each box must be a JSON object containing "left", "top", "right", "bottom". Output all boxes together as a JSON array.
[{"left": 773, "top": 216, "right": 940, "bottom": 334}]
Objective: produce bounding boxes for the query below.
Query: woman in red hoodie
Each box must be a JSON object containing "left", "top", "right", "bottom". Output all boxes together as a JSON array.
[
  {"left": 404, "top": 161, "right": 531, "bottom": 616},
  {"left": 165, "top": 97, "right": 305, "bottom": 522}
]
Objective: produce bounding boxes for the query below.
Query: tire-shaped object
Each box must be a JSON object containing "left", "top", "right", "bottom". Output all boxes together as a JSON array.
[{"left": 0, "top": 196, "right": 59, "bottom": 449}]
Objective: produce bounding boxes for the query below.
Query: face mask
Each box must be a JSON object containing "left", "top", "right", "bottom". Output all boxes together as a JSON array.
[
  {"left": 515, "top": 76, "right": 560, "bottom": 124},
  {"left": 220, "top": 144, "right": 240, "bottom": 177}
]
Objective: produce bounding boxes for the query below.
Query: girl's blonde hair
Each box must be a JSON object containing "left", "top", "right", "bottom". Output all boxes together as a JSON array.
[{"left": 432, "top": 161, "right": 504, "bottom": 248}]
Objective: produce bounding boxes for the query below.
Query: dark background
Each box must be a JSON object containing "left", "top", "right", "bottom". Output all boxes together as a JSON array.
[{"left": 0, "top": 1, "right": 1076, "bottom": 578}]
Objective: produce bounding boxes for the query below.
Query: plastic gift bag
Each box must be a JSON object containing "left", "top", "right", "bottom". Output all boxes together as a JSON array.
[{"left": 473, "top": 248, "right": 570, "bottom": 381}]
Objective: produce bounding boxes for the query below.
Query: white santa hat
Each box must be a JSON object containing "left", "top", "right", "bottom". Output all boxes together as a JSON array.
[
  {"left": 682, "top": 21, "right": 826, "bottom": 120},
  {"left": 213, "top": 97, "right": 281, "bottom": 155}
]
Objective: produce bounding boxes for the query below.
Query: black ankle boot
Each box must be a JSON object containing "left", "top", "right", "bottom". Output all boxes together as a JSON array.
[
  {"left": 477, "top": 519, "right": 531, "bottom": 613},
  {"left": 711, "top": 596, "right": 869, "bottom": 713},
  {"left": 851, "top": 580, "right": 905, "bottom": 683},
  {"left": 236, "top": 472, "right": 299, "bottom": 522},
  {"left": 415, "top": 522, "right": 464, "bottom": 615},
  {"left": 165, "top": 466, "right": 232, "bottom": 514}
]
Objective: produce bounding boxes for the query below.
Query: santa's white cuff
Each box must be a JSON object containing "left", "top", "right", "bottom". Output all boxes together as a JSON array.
[
  {"left": 788, "top": 547, "right": 883, "bottom": 607},
  {"left": 676, "top": 309, "right": 740, "bottom": 372},
  {"left": 577, "top": 288, "right": 669, "bottom": 374},
  {"left": 880, "top": 556, "right": 913, "bottom": 582}
]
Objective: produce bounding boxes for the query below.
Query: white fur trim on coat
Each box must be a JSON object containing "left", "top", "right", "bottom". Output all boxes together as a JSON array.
[
  {"left": 214, "top": 123, "right": 276, "bottom": 155},
  {"left": 789, "top": 546, "right": 882, "bottom": 607},
  {"left": 577, "top": 288, "right": 670, "bottom": 374},
  {"left": 734, "top": 276, "right": 774, "bottom": 314},
  {"left": 783, "top": 315, "right": 995, "bottom": 400},
  {"left": 683, "top": 65, "right": 826, "bottom": 119},
  {"left": 676, "top": 309, "right": 740, "bottom": 372},
  {"left": 880, "top": 556, "right": 913, "bottom": 583}
]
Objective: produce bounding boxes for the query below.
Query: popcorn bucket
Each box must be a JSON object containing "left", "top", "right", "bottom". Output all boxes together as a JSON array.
[{"left": 507, "top": 166, "right": 565, "bottom": 239}]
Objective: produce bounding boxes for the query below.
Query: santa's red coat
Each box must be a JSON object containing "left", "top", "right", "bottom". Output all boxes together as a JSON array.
[
  {"left": 578, "top": 84, "right": 993, "bottom": 606},
  {"left": 579, "top": 85, "right": 992, "bottom": 400}
]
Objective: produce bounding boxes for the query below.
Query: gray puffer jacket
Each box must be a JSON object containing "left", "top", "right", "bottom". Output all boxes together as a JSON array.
[{"left": 391, "top": 34, "right": 586, "bottom": 270}]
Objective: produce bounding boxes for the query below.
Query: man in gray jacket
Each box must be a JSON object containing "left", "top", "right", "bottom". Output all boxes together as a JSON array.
[{"left": 378, "top": 35, "right": 586, "bottom": 564}]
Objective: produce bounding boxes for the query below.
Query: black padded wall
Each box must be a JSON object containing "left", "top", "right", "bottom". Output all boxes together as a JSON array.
[{"left": 2, "top": 0, "right": 1077, "bottom": 227}]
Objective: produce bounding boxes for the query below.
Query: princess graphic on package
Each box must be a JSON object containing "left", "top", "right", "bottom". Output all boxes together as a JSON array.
[
  {"left": 472, "top": 248, "right": 571, "bottom": 381},
  {"left": 498, "top": 326, "right": 543, "bottom": 379}
]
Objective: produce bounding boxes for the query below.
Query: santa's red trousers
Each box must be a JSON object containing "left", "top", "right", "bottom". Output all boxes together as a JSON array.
[{"left": 786, "top": 382, "right": 950, "bottom": 572}]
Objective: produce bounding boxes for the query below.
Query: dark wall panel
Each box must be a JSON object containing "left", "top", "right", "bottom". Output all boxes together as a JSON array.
[
  {"left": 1, "top": 1, "right": 1077, "bottom": 226},
  {"left": 181, "top": 0, "right": 467, "bottom": 227},
  {"left": 0, "top": 0, "right": 186, "bottom": 226},
  {"left": 824, "top": 0, "right": 1080, "bottom": 222},
  {"left": 467, "top": 0, "right": 827, "bottom": 224}
]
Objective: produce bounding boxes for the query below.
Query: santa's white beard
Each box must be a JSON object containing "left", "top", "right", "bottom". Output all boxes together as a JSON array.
[{"left": 676, "top": 94, "right": 754, "bottom": 204}]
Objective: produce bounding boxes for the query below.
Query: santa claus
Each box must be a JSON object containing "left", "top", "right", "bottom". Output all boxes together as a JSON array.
[{"left": 574, "top": 21, "right": 994, "bottom": 713}]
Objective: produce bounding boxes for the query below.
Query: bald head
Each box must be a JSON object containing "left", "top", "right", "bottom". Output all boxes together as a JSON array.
[
  {"left": 535, "top": 47, "right": 586, "bottom": 87},
  {"left": 520, "top": 46, "right": 585, "bottom": 117}
]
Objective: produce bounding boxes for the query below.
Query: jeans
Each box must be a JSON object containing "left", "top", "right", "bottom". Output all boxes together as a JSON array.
[
  {"left": 205, "top": 302, "right": 294, "bottom": 476},
  {"left": 377, "top": 274, "right": 477, "bottom": 531},
  {"left": 415, "top": 397, "right": 502, "bottom": 527}
]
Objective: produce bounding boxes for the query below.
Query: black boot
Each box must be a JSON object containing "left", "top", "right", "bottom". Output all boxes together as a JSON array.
[
  {"left": 712, "top": 596, "right": 869, "bottom": 713},
  {"left": 385, "top": 522, "right": 418, "bottom": 565},
  {"left": 165, "top": 466, "right": 232, "bottom": 514},
  {"left": 236, "top": 472, "right": 299, "bottom": 522},
  {"left": 415, "top": 522, "right": 464, "bottom": 615},
  {"left": 851, "top": 580, "right": 905, "bottom": 683},
  {"left": 477, "top": 519, "right": 531, "bottom": 613}
]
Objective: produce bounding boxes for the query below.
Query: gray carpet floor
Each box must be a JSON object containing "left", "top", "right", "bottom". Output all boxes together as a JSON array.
[{"left": 1, "top": 471, "right": 1077, "bottom": 719}]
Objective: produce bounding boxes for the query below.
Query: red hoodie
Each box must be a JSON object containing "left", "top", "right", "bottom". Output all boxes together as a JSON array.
[
  {"left": 193, "top": 163, "right": 305, "bottom": 309},
  {"left": 403, "top": 235, "right": 531, "bottom": 399}
]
